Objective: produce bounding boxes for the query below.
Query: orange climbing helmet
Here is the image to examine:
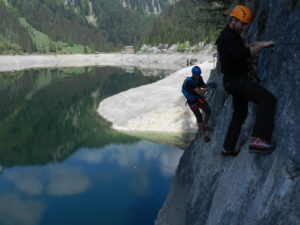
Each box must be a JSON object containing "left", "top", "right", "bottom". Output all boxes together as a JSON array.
[{"left": 230, "top": 5, "right": 253, "bottom": 24}]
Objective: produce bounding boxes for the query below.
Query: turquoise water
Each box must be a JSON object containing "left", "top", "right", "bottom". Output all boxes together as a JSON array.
[{"left": 0, "top": 67, "right": 183, "bottom": 225}]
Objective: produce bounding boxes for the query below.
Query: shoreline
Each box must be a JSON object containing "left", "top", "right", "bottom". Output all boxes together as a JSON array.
[
  {"left": 0, "top": 51, "right": 214, "bottom": 72},
  {"left": 0, "top": 51, "right": 216, "bottom": 135}
]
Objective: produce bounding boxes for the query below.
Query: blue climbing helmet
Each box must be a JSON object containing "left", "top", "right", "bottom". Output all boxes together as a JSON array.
[{"left": 192, "top": 66, "right": 202, "bottom": 76}]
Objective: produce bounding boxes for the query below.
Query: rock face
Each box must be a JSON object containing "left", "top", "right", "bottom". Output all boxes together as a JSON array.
[{"left": 155, "top": 1, "right": 300, "bottom": 225}]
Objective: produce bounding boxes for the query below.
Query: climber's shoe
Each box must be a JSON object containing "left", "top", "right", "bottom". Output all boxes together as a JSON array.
[
  {"left": 220, "top": 149, "right": 239, "bottom": 157},
  {"left": 248, "top": 137, "right": 275, "bottom": 154}
]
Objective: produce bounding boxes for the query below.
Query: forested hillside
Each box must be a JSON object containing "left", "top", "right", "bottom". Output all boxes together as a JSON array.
[
  {"left": 119, "top": 0, "right": 178, "bottom": 14},
  {"left": 0, "top": 0, "right": 237, "bottom": 54},
  {"left": 0, "top": 2, "right": 36, "bottom": 53},
  {"left": 0, "top": 0, "right": 173, "bottom": 54},
  {"left": 140, "top": 0, "right": 232, "bottom": 46}
]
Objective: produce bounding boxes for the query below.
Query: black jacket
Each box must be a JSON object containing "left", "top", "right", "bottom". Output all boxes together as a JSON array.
[{"left": 215, "top": 25, "right": 251, "bottom": 84}]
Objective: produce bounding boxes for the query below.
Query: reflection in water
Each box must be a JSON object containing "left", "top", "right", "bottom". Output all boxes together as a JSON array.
[
  {"left": 5, "top": 170, "right": 43, "bottom": 195},
  {"left": 0, "top": 194, "right": 46, "bottom": 225},
  {"left": 47, "top": 166, "right": 90, "bottom": 196},
  {"left": 4, "top": 166, "right": 91, "bottom": 197},
  {"left": 0, "top": 67, "right": 161, "bottom": 168},
  {"left": 77, "top": 140, "right": 182, "bottom": 178},
  {"left": 0, "top": 66, "right": 183, "bottom": 225},
  {"left": 0, "top": 140, "right": 182, "bottom": 225}
]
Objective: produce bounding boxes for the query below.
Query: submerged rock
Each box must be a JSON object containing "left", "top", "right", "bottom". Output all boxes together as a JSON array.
[{"left": 155, "top": 1, "right": 300, "bottom": 225}]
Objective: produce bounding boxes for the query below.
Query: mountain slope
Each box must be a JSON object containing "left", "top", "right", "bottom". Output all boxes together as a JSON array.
[
  {"left": 0, "top": 0, "right": 176, "bottom": 53},
  {"left": 119, "top": 0, "right": 179, "bottom": 14},
  {"left": 0, "top": 2, "right": 36, "bottom": 53},
  {"left": 6, "top": 0, "right": 114, "bottom": 52},
  {"left": 140, "top": 0, "right": 231, "bottom": 46}
]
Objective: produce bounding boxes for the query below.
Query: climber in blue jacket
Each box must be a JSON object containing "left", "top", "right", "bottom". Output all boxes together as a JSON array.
[
  {"left": 182, "top": 66, "right": 213, "bottom": 142},
  {"left": 216, "top": 5, "right": 276, "bottom": 156}
]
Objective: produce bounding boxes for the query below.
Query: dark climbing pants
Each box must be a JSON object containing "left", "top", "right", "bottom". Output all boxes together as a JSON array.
[{"left": 223, "top": 79, "right": 277, "bottom": 150}]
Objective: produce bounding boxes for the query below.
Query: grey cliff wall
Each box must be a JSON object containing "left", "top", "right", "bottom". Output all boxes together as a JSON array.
[{"left": 155, "top": 1, "right": 300, "bottom": 225}]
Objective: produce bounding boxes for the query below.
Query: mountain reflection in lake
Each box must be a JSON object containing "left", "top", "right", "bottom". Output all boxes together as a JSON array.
[{"left": 0, "top": 66, "right": 183, "bottom": 225}]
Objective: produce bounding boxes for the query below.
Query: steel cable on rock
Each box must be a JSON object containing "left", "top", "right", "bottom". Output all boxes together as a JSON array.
[{"left": 257, "top": 42, "right": 300, "bottom": 82}]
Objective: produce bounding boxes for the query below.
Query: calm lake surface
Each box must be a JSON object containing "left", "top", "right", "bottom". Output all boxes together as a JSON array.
[{"left": 0, "top": 66, "right": 184, "bottom": 225}]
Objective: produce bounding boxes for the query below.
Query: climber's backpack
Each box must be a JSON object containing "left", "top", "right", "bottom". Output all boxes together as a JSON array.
[{"left": 181, "top": 77, "right": 198, "bottom": 102}]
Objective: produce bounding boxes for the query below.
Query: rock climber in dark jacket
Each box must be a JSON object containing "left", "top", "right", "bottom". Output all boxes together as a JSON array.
[
  {"left": 215, "top": 5, "right": 276, "bottom": 156},
  {"left": 182, "top": 66, "right": 213, "bottom": 142}
]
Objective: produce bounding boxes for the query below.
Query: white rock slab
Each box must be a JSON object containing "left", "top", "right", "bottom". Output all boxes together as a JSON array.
[{"left": 98, "top": 60, "right": 215, "bottom": 133}]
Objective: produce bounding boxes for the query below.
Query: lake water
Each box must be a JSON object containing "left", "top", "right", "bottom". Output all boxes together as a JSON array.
[{"left": 0, "top": 66, "right": 184, "bottom": 225}]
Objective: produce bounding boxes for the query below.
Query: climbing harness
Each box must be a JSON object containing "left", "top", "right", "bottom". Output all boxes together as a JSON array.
[{"left": 182, "top": 78, "right": 217, "bottom": 103}]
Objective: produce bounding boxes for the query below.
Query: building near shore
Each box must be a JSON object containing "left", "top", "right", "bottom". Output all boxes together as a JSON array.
[{"left": 123, "top": 46, "right": 134, "bottom": 53}]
